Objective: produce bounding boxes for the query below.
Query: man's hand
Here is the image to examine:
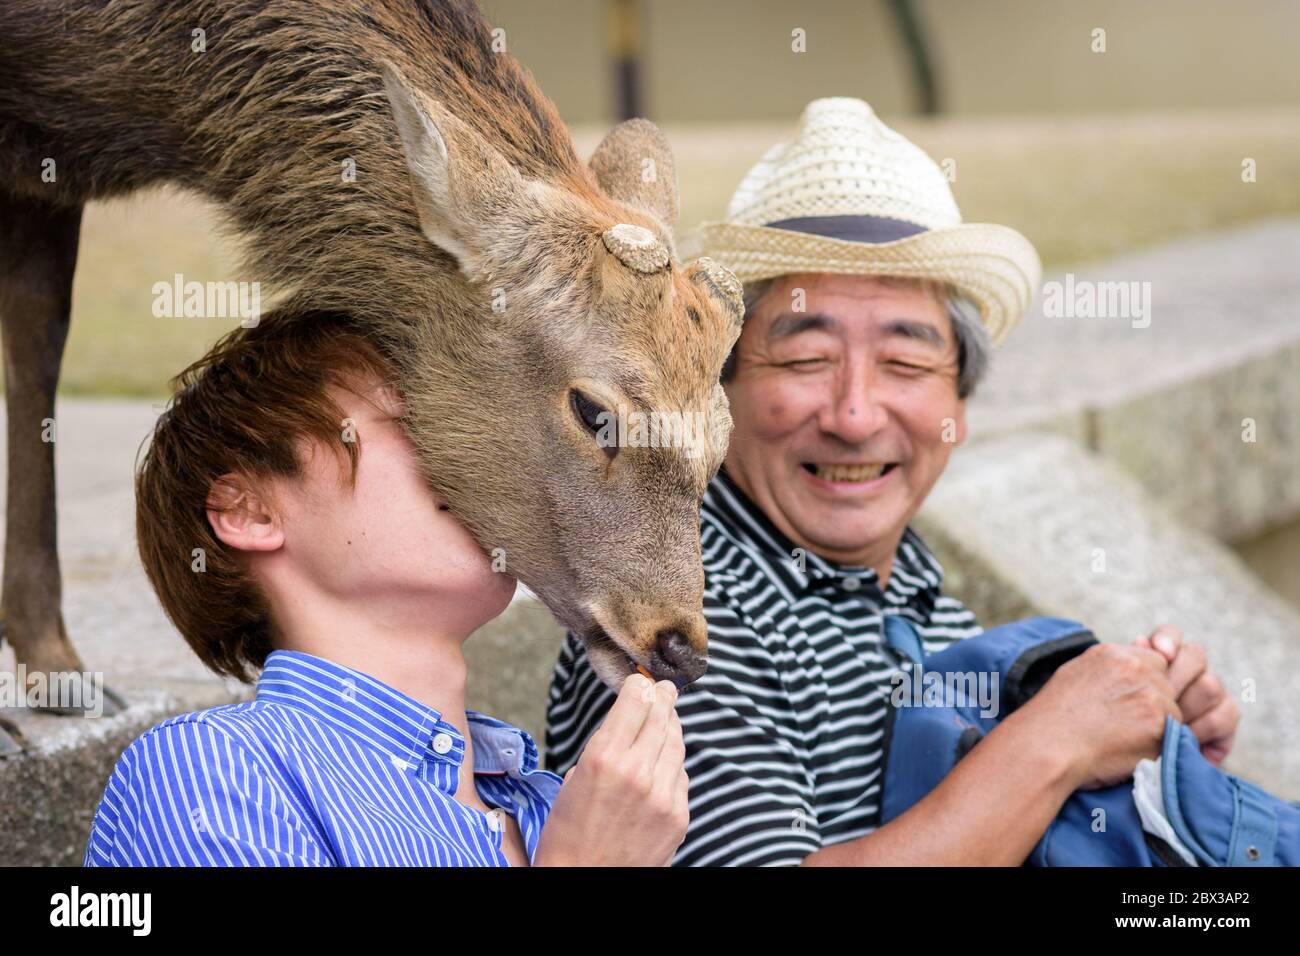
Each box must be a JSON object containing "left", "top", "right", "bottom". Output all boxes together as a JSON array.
[
  {"left": 1134, "top": 625, "right": 1239, "bottom": 765},
  {"left": 1020, "top": 642, "right": 1182, "bottom": 790},
  {"left": 810, "top": 640, "right": 1186, "bottom": 866},
  {"left": 534, "top": 674, "right": 689, "bottom": 867}
]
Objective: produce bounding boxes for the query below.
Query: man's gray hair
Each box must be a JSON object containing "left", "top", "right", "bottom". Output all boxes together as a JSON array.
[{"left": 724, "top": 276, "right": 990, "bottom": 399}]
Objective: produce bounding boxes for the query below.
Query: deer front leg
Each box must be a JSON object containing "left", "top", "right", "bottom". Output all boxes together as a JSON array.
[{"left": 0, "top": 195, "right": 125, "bottom": 742}]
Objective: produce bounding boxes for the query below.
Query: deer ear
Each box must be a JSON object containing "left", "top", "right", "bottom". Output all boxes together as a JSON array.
[
  {"left": 589, "top": 118, "right": 679, "bottom": 232},
  {"left": 380, "top": 61, "right": 522, "bottom": 274}
]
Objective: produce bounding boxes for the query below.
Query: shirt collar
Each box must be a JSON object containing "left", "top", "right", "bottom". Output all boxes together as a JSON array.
[
  {"left": 464, "top": 710, "right": 544, "bottom": 776},
  {"left": 254, "top": 650, "right": 542, "bottom": 782},
  {"left": 704, "top": 464, "right": 944, "bottom": 613}
]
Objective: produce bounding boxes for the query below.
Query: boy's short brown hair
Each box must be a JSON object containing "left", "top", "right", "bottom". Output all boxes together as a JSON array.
[{"left": 136, "top": 310, "right": 396, "bottom": 683}]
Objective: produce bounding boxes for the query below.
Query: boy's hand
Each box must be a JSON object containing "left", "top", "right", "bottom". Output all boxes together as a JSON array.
[
  {"left": 1134, "top": 625, "right": 1239, "bottom": 765},
  {"left": 534, "top": 673, "right": 688, "bottom": 866}
]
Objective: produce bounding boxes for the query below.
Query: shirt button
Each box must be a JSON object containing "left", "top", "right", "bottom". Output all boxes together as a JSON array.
[
  {"left": 431, "top": 733, "right": 454, "bottom": 754},
  {"left": 843, "top": 576, "right": 861, "bottom": 592},
  {"left": 485, "top": 810, "right": 504, "bottom": 833}
]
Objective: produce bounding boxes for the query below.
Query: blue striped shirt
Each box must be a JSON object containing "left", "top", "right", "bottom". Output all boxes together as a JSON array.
[{"left": 84, "top": 649, "right": 562, "bottom": 866}]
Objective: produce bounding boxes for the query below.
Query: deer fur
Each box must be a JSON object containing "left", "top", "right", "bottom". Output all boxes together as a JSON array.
[{"left": 0, "top": 0, "right": 743, "bottom": 702}]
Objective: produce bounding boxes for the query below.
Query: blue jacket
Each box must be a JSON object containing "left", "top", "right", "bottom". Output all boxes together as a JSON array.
[{"left": 879, "top": 615, "right": 1298, "bottom": 866}]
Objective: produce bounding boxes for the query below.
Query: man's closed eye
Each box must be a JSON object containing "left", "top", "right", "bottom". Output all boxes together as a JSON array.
[{"left": 779, "top": 357, "right": 829, "bottom": 369}]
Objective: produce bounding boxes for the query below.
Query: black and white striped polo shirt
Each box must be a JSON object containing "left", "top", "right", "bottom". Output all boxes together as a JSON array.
[{"left": 544, "top": 465, "right": 983, "bottom": 866}]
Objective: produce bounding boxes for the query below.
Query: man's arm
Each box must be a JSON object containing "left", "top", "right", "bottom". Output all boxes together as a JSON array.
[
  {"left": 804, "top": 641, "right": 1182, "bottom": 866},
  {"left": 802, "top": 702, "right": 1074, "bottom": 865},
  {"left": 85, "top": 718, "right": 333, "bottom": 867}
]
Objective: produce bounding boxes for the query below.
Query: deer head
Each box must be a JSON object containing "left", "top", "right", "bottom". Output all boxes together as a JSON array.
[{"left": 380, "top": 65, "right": 743, "bottom": 688}]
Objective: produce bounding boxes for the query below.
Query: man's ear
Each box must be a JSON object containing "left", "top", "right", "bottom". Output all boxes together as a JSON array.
[
  {"left": 206, "top": 474, "right": 284, "bottom": 553},
  {"left": 379, "top": 61, "right": 528, "bottom": 276}
]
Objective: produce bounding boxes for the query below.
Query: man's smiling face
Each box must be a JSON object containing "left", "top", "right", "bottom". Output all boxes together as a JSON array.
[{"left": 722, "top": 272, "right": 968, "bottom": 572}]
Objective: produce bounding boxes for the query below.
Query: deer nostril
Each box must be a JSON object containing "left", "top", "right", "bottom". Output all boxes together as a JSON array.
[{"left": 649, "top": 628, "right": 708, "bottom": 688}]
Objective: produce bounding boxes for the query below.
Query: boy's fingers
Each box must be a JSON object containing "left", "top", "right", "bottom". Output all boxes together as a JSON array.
[
  {"left": 630, "top": 680, "right": 677, "bottom": 769},
  {"left": 652, "top": 711, "right": 686, "bottom": 783},
  {"left": 670, "top": 767, "right": 690, "bottom": 822},
  {"left": 593, "top": 674, "right": 657, "bottom": 751}
]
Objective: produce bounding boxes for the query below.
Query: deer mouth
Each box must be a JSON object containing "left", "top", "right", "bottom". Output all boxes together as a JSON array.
[
  {"left": 584, "top": 625, "right": 643, "bottom": 677},
  {"left": 583, "top": 623, "right": 706, "bottom": 690}
]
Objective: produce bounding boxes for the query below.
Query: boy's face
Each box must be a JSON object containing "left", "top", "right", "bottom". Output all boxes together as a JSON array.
[{"left": 251, "top": 372, "right": 517, "bottom": 637}]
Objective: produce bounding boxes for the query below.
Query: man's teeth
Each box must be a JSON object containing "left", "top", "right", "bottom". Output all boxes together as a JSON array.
[{"left": 814, "top": 463, "right": 888, "bottom": 482}]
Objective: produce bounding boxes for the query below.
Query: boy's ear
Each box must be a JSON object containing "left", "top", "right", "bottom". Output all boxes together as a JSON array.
[{"left": 206, "top": 474, "right": 284, "bottom": 553}]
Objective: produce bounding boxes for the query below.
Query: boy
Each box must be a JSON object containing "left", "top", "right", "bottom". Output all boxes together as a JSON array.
[{"left": 85, "top": 310, "right": 688, "bottom": 866}]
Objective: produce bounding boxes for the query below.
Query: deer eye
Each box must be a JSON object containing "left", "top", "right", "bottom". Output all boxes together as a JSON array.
[
  {"left": 569, "top": 389, "right": 618, "bottom": 459},
  {"left": 570, "top": 389, "right": 609, "bottom": 433}
]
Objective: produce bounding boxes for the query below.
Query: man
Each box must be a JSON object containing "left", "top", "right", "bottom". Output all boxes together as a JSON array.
[
  {"left": 546, "top": 98, "right": 1240, "bottom": 866},
  {"left": 85, "top": 310, "right": 688, "bottom": 867}
]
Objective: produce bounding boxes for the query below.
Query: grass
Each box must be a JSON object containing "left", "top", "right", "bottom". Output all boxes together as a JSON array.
[
  {"left": 51, "top": 189, "right": 243, "bottom": 398},
  {"left": 8, "top": 107, "right": 1299, "bottom": 398}
]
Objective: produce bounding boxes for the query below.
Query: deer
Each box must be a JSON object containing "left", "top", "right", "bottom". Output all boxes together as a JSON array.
[{"left": 0, "top": 0, "right": 743, "bottom": 754}]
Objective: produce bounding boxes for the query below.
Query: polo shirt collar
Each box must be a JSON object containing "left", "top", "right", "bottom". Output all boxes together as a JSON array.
[
  {"left": 705, "top": 464, "right": 943, "bottom": 613},
  {"left": 254, "top": 650, "right": 541, "bottom": 784}
]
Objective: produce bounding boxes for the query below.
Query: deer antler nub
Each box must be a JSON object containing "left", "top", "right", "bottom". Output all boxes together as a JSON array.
[{"left": 602, "top": 223, "right": 669, "bottom": 273}]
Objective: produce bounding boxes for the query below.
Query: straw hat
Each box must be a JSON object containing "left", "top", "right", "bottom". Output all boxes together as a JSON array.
[{"left": 686, "top": 97, "right": 1041, "bottom": 345}]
